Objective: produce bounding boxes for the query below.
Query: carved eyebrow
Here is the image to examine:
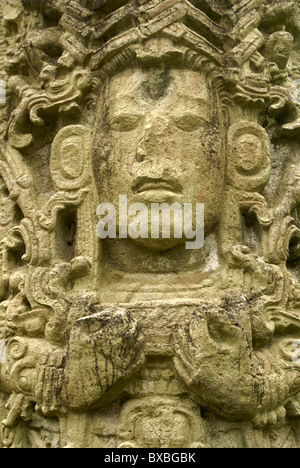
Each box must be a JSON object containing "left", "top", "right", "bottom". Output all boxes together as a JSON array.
[
  {"left": 169, "top": 106, "right": 210, "bottom": 125},
  {"left": 169, "top": 96, "right": 210, "bottom": 115},
  {"left": 175, "top": 96, "right": 210, "bottom": 107},
  {"left": 108, "top": 93, "right": 144, "bottom": 106},
  {"left": 108, "top": 97, "right": 146, "bottom": 117}
]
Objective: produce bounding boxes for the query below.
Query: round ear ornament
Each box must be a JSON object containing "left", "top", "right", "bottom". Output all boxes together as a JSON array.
[
  {"left": 226, "top": 122, "right": 271, "bottom": 192},
  {"left": 50, "top": 125, "right": 91, "bottom": 191}
]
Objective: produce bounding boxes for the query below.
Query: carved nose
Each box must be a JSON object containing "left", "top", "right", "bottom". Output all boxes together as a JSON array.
[
  {"left": 136, "top": 116, "right": 169, "bottom": 162},
  {"left": 136, "top": 136, "right": 147, "bottom": 162}
]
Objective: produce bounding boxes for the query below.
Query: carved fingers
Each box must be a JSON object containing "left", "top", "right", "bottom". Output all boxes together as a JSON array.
[
  {"left": 63, "top": 308, "right": 144, "bottom": 410},
  {"left": 174, "top": 305, "right": 258, "bottom": 420},
  {"left": 35, "top": 349, "right": 65, "bottom": 416}
]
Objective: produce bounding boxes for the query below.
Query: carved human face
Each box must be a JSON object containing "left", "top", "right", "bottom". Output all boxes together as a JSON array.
[{"left": 93, "top": 67, "right": 225, "bottom": 249}]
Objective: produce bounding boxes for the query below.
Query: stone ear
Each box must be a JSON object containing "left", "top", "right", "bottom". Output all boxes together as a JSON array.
[
  {"left": 50, "top": 125, "right": 91, "bottom": 191},
  {"left": 226, "top": 122, "right": 270, "bottom": 192}
]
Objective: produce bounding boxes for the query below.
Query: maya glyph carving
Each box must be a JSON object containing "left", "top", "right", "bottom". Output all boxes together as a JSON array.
[{"left": 0, "top": 0, "right": 300, "bottom": 448}]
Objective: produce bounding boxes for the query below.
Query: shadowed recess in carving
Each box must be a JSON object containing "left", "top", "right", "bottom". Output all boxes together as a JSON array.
[{"left": 55, "top": 209, "right": 77, "bottom": 263}]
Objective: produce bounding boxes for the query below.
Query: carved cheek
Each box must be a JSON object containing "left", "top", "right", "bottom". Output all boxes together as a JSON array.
[
  {"left": 180, "top": 129, "right": 222, "bottom": 171},
  {"left": 111, "top": 128, "right": 145, "bottom": 172},
  {"left": 98, "top": 128, "right": 144, "bottom": 196}
]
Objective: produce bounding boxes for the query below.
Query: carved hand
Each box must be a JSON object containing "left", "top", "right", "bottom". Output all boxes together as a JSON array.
[
  {"left": 174, "top": 305, "right": 258, "bottom": 421},
  {"left": 63, "top": 308, "right": 144, "bottom": 410},
  {"left": 174, "top": 306, "right": 300, "bottom": 424}
]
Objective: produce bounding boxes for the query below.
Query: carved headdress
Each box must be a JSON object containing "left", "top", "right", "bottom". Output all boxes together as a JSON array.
[{"left": 1, "top": 0, "right": 300, "bottom": 147}]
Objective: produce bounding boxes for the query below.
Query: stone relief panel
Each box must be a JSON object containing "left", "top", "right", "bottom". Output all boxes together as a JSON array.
[{"left": 0, "top": 0, "right": 299, "bottom": 448}]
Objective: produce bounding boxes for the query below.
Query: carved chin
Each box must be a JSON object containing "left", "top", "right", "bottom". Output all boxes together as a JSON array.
[{"left": 129, "top": 236, "right": 186, "bottom": 251}]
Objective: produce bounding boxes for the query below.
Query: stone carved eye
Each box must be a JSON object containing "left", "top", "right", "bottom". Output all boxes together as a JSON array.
[
  {"left": 172, "top": 114, "right": 205, "bottom": 132},
  {"left": 110, "top": 114, "right": 142, "bottom": 132}
]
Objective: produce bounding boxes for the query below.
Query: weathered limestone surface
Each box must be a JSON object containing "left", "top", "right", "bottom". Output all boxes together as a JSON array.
[{"left": 0, "top": 0, "right": 300, "bottom": 448}]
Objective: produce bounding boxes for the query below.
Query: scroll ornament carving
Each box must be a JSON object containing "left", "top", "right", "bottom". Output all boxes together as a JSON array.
[{"left": 0, "top": 0, "right": 300, "bottom": 449}]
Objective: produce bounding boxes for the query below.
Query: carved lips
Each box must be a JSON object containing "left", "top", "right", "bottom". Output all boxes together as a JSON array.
[{"left": 133, "top": 177, "right": 182, "bottom": 193}]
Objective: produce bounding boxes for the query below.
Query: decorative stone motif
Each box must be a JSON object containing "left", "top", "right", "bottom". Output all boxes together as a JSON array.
[{"left": 0, "top": 0, "right": 300, "bottom": 448}]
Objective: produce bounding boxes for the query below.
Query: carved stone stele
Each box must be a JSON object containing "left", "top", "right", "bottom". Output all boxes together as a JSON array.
[{"left": 0, "top": 0, "right": 300, "bottom": 448}]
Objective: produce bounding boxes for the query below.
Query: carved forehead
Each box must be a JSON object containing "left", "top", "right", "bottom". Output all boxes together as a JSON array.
[{"left": 106, "top": 68, "right": 210, "bottom": 103}]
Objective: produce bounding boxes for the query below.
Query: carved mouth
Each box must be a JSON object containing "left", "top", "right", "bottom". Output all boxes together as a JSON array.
[{"left": 133, "top": 178, "right": 181, "bottom": 194}]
